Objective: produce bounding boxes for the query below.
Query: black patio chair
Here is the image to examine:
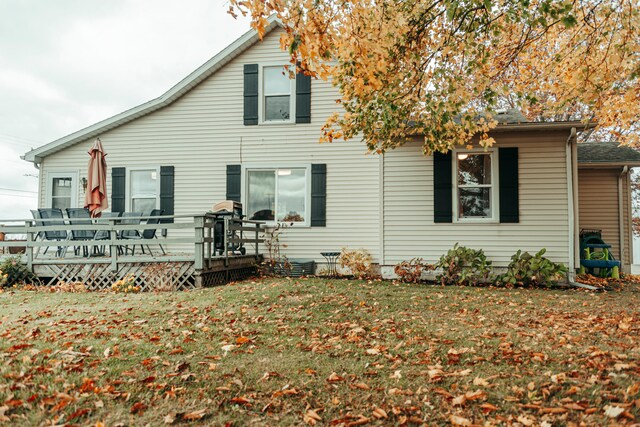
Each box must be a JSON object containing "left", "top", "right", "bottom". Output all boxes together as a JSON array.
[
  {"left": 94, "top": 212, "right": 121, "bottom": 255},
  {"left": 37, "top": 208, "right": 68, "bottom": 257},
  {"left": 66, "top": 208, "right": 98, "bottom": 257},
  {"left": 119, "top": 212, "right": 142, "bottom": 255},
  {"left": 120, "top": 209, "right": 166, "bottom": 256}
]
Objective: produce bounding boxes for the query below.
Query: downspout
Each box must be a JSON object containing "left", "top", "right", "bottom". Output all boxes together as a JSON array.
[
  {"left": 566, "top": 127, "right": 577, "bottom": 281},
  {"left": 618, "top": 166, "right": 629, "bottom": 269},
  {"left": 563, "top": 129, "right": 598, "bottom": 290}
]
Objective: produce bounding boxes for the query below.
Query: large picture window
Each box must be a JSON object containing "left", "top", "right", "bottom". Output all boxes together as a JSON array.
[
  {"left": 263, "top": 66, "right": 293, "bottom": 122},
  {"left": 129, "top": 169, "right": 158, "bottom": 214},
  {"left": 246, "top": 168, "right": 307, "bottom": 223},
  {"left": 455, "top": 152, "right": 495, "bottom": 220}
]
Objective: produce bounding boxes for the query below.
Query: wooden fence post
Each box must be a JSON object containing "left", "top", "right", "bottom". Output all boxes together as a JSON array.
[
  {"left": 255, "top": 223, "right": 259, "bottom": 256},
  {"left": 25, "top": 221, "right": 33, "bottom": 272},
  {"left": 223, "top": 217, "right": 229, "bottom": 267},
  {"left": 194, "top": 215, "right": 204, "bottom": 271},
  {"left": 109, "top": 219, "right": 118, "bottom": 272}
]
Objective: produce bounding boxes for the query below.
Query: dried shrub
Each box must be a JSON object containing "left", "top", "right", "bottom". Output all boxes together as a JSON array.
[
  {"left": 49, "top": 281, "right": 87, "bottom": 292},
  {"left": 0, "top": 256, "right": 36, "bottom": 287},
  {"left": 259, "top": 222, "right": 292, "bottom": 276},
  {"left": 338, "top": 248, "right": 373, "bottom": 279},
  {"left": 394, "top": 258, "right": 434, "bottom": 283}
]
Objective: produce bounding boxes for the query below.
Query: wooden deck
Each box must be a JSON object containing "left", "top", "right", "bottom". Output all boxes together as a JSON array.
[{"left": 0, "top": 214, "right": 264, "bottom": 290}]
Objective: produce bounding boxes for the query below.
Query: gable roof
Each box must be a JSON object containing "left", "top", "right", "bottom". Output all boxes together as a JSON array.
[
  {"left": 22, "top": 16, "right": 282, "bottom": 164},
  {"left": 578, "top": 141, "right": 640, "bottom": 167}
]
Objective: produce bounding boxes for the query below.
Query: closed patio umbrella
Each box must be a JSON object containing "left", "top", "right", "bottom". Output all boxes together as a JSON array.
[{"left": 84, "top": 138, "right": 108, "bottom": 217}]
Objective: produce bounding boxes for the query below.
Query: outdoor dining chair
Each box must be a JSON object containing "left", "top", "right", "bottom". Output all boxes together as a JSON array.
[
  {"left": 66, "top": 208, "right": 101, "bottom": 257},
  {"left": 93, "top": 212, "right": 121, "bottom": 255},
  {"left": 37, "top": 208, "right": 68, "bottom": 257},
  {"left": 119, "top": 212, "right": 142, "bottom": 255},
  {"left": 120, "top": 209, "right": 166, "bottom": 256}
]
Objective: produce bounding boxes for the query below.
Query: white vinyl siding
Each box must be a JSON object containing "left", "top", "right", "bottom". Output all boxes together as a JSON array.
[
  {"left": 39, "top": 29, "right": 380, "bottom": 262},
  {"left": 578, "top": 168, "right": 632, "bottom": 270},
  {"left": 383, "top": 133, "right": 570, "bottom": 267}
]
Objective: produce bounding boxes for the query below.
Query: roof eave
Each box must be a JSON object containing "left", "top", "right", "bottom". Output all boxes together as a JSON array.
[
  {"left": 22, "top": 16, "right": 282, "bottom": 163},
  {"left": 407, "top": 120, "right": 597, "bottom": 137},
  {"left": 490, "top": 121, "right": 597, "bottom": 132},
  {"left": 578, "top": 161, "right": 640, "bottom": 168}
]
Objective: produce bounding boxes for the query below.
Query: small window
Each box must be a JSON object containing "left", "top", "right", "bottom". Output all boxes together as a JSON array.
[
  {"left": 47, "top": 172, "right": 77, "bottom": 209},
  {"left": 51, "top": 177, "right": 73, "bottom": 209},
  {"left": 246, "top": 167, "right": 307, "bottom": 223},
  {"left": 455, "top": 152, "right": 495, "bottom": 220},
  {"left": 263, "top": 66, "right": 293, "bottom": 122},
  {"left": 130, "top": 169, "right": 158, "bottom": 214}
]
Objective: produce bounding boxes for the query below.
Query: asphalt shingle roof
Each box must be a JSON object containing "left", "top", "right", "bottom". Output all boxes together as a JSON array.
[{"left": 578, "top": 142, "right": 640, "bottom": 164}]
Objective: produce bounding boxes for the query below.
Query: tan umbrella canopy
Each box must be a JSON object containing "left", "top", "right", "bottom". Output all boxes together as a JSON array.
[{"left": 84, "top": 138, "right": 108, "bottom": 217}]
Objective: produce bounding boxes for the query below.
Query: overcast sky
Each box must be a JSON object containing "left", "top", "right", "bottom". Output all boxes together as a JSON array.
[{"left": 0, "top": 0, "right": 250, "bottom": 219}]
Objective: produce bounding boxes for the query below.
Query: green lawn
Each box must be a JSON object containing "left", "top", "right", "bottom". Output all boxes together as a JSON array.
[{"left": 0, "top": 279, "right": 639, "bottom": 426}]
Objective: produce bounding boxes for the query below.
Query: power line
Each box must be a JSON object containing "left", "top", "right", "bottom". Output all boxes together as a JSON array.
[
  {"left": 0, "top": 187, "right": 38, "bottom": 194},
  {"left": 0, "top": 193, "right": 37, "bottom": 199},
  {"left": 0, "top": 133, "right": 45, "bottom": 145}
]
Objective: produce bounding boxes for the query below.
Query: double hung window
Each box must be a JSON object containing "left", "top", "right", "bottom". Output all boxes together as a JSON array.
[
  {"left": 129, "top": 169, "right": 158, "bottom": 214},
  {"left": 455, "top": 152, "right": 495, "bottom": 220},
  {"left": 263, "top": 66, "right": 294, "bottom": 122},
  {"left": 47, "top": 172, "right": 77, "bottom": 209},
  {"left": 51, "top": 177, "right": 73, "bottom": 209}
]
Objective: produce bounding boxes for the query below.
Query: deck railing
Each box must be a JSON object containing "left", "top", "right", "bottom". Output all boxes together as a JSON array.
[{"left": 0, "top": 214, "right": 264, "bottom": 273}]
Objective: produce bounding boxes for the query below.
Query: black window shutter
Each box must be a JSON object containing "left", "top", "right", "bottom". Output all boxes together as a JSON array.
[
  {"left": 111, "top": 167, "right": 126, "bottom": 213},
  {"left": 295, "top": 71, "right": 311, "bottom": 124},
  {"left": 499, "top": 147, "right": 519, "bottom": 223},
  {"left": 226, "top": 165, "right": 241, "bottom": 202},
  {"left": 243, "top": 64, "right": 259, "bottom": 125},
  {"left": 160, "top": 166, "right": 174, "bottom": 225},
  {"left": 433, "top": 152, "right": 453, "bottom": 223},
  {"left": 310, "top": 164, "right": 326, "bottom": 227}
]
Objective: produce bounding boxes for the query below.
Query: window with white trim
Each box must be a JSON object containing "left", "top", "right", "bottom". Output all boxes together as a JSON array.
[
  {"left": 129, "top": 169, "right": 158, "bottom": 214},
  {"left": 51, "top": 177, "right": 73, "bottom": 209},
  {"left": 47, "top": 172, "right": 77, "bottom": 209},
  {"left": 246, "top": 167, "right": 307, "bottom": 223},
  {"left": 262, "top": 65, "right": 294, "bottom": 122},
  {"left": 455, "top": 152, "right": 496, "bottom": 220}
]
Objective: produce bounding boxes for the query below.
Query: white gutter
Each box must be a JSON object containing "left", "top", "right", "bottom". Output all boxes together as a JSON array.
[
  {"left": 618, "top": 166, "right": 629, "bottom": 268},
  {"left": 566, "top": 127, "right": 577, "bottom": 280}
]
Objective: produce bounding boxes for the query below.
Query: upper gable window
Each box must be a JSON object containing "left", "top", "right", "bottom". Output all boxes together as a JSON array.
[{"left": 262, "top": 65, "right": 294, "bottom": 122}]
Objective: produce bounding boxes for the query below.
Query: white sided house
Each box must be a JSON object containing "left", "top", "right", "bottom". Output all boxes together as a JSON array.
[{"left": 23, "top": 18, "right": 640, "bottom": 278}]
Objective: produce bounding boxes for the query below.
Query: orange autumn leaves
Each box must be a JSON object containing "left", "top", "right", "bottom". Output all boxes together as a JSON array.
[{"left": 231, "top": 0, "right": 640, "bottom": 154}]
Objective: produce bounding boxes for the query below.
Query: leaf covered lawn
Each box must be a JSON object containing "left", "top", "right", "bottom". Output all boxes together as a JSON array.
[{"left": 0, "top": 278, "right": 639, "bottom": 426}]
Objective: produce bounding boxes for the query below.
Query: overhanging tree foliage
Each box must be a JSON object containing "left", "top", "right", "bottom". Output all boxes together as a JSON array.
[{"left": 230, "top": 0, "right": 640, "bottom": 154}]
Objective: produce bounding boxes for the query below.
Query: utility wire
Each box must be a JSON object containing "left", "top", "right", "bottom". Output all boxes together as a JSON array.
[
  {"left": 0, "top": 133, "right": 44, "bottom": 145},
  {"left": 0, "top": 193, "right": 38, "bottom": 199},
  {"left": 0, "top": 187, "right": 37, "bottom": 194}
]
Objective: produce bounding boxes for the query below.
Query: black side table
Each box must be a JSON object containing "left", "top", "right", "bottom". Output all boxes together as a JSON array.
[{"left": 320, "top": 252, "right": 341, "bottom": 277}]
